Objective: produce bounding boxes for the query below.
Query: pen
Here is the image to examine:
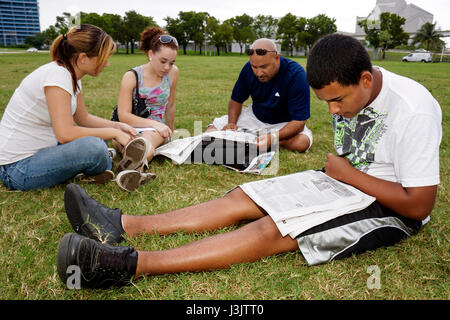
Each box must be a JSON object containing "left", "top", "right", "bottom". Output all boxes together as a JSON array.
[{"left": 319, "top": 152, "right": 351, "bottom": 172}]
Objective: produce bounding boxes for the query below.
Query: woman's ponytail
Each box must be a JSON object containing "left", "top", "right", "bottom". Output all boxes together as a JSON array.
[{"left": 50, "top": 33, "right": 79, "bottom": 93}]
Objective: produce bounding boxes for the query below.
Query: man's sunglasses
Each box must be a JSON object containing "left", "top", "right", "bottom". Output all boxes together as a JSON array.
[
  {"left": 246, "top": 48, "right": 277, "bottom": 56},
  {"left": 159, "top": 35, "right": 179, "bottom": 47}
]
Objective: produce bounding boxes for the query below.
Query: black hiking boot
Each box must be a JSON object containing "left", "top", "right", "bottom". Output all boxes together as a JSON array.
[{"left": 57, "top": 233, "right": 138, "bottom": 289}]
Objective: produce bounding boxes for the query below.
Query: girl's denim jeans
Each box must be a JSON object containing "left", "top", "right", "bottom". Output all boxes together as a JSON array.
[{"left": 0, "top": 137, "right": 112, "bottom": 191}]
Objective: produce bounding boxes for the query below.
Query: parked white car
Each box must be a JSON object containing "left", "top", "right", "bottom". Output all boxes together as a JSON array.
[
  {"left": 27, "top": 48, "right": 38, "bottom": 53},
  {"left": 402, "top": 52, "right": 433, "bottom": 62}
]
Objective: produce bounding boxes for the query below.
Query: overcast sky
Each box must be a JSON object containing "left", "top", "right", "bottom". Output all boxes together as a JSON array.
[{"left": 38, "top": 0, "right": 450, "bottom": 34}]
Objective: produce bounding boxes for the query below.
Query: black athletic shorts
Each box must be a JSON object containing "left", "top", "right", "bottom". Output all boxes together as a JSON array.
[{"left": 296, "top": 201, "right": 423, "bottom": 265}]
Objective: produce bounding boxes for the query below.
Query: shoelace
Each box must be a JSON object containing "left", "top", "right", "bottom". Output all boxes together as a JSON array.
[{"left": 96, "top": 247, "right": 135, "bottom": 276}]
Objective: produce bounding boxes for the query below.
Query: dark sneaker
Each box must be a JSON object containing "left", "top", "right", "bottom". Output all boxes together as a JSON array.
[
  {"left": 57, "top": 233, "right": 138, "bottom": 289},
  {"left": 116, "top": 170, "right": 156, "bottom": 192},
  {"left": 74, "top": 170, "right": 115, "bottom": 185},
  {"left": 64, "top": 183, "right": 125, "bottom": 244},
  {"left": 117, "top": 137, "right": 149, "bottom": 173}
]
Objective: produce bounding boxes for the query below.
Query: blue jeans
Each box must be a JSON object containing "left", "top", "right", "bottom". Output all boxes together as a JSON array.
[{"left": 0, "top": 137, "right": 112, "bottom": 191}]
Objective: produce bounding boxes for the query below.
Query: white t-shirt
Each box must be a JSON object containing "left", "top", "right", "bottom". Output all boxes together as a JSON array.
[
  {"left": 0, "top": 62, "right": 81, "bottom": 165},
  {"left": 333, "top": 67, "right": 441, "bottom": 188}
]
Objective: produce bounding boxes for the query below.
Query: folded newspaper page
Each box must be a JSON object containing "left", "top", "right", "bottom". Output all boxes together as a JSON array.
[
  {"left": 154, "top": 135, "right": 201, "bottom": 164},
  {"left": 154, "top": 131, "right": 274, "bottom": 174},
  {"left": 239, "top": 170, "right": 376, "bottom": 238}
]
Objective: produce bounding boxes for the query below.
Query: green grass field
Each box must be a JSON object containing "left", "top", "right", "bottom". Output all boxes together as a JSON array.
[{"left": 0, "top": 52, "right": 448, "bottom": 300}]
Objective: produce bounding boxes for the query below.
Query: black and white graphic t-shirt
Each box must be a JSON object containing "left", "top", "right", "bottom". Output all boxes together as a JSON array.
[{"left": 333, "top": 67, "right": 441, "bottom": 188}]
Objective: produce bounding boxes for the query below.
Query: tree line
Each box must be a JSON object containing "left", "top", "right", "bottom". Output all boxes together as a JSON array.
[
  {"left": 25, "top": 11, "right": 156, "bottom": 54},
  {"left": 25, "top": 10, "right": 444, "bottom": 58},
  {"left": 25, "top": 10, "right": 337, "bottom": 56}
]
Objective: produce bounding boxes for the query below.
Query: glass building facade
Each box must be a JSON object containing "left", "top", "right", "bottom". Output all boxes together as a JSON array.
[{"left": 0, "top": 0, "right": 40, "bottom": 46}]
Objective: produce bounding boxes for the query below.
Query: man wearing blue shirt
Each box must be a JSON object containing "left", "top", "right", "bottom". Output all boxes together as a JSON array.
[{"left": 208, "top": 38, "right": 313, "bottom": 153}]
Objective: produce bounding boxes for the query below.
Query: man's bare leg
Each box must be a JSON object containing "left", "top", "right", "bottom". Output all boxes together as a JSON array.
[
  {"left": 280, "top": 134, "right": 311, "bottom": 152},
  {"left": 135, "top": 215, "right": 299, "bottom": 276},
  {"left": 122, "top": 187, "right": 266, "bottom": 237}
]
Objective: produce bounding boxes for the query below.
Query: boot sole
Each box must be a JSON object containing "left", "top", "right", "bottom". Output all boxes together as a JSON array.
[
  {"left": 89, "top": 170, "right": 115, "bottom": 184},
  {"left": 57, "top": 233, "right": 81, "bottom": 287},
  {"left": 117, "top": 137, "right": 149, "bottom": 173},
  {"left": 116, "top": 171, "right": 156, "bottom": 192}
]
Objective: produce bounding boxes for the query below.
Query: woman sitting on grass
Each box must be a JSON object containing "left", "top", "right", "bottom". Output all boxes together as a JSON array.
[
  {"left": 113, "top": 27, "right": 179, "bottom": 167},
  {"left": 0, "top": 24, "right": 151, "bottom": 192}
]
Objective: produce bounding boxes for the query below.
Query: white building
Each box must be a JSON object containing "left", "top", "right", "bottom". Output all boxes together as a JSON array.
[{"left": 355, "top": 0, "right": 434, "bottom": 38}]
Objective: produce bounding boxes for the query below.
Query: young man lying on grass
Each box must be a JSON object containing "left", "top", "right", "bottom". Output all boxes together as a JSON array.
[{"left": 56, "top": 34, "right": 441, "bottom": 289}]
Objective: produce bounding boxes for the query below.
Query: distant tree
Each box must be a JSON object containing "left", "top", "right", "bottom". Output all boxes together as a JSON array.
[
  {"left": 80, "top": 12, "right": 104, "bottom": 29},
  {"left": 277, "top": 13, "right": 336, "bottom": 56},
  {"left": 253, "top": 15, "right": 278, "bottom": 39},
  {"left": 218, "top": 20, "right": 234, "bottom": 54},
  {"left": 305, "top": 14, "right": 337, "bottom": 52},
  {"left": 165, "top": 16, "right": 188, "bottom": 54},
  {"left": 296, "top": 17, "right": 310, "bottom": 54},
  {"left": 358, "top": 12, "right": 409, "bottom": 59},
  {"left": 42, "top": 25, "right": 59, "bottom": 45},
  {"left": 171, "top": 11, "right": 209, "bottom": 54},
  {"left": 205, "top": 16, "right": 219, "bottom": 54},
  {"left": 413, "top": 22, "right": 444, "bottom": 51},
  {"left": 80, "top": 12, "right": 144, "bottom": 53},
  {"left": 205, "top": 17, "right": 233, "bottom": 56},
  {"left": 23, "top": 25, "right": 59, "bottom": 49},
  {"left": 276, "top": 13, "right": 299, "bottom": 56},
  {"left": 379, "top": 12, "right": 409, "bottom": 58},
  {"left": 229, "top": 14, "right": 255, "bottom": 55},
  {"left": 24, "top": 32, "right": 46, "bottom": 49},
  {"left": 191, "top": 12, "right": 210, "bottom": 54},
  {"left": 101, "top": 13, "right": 125, "bottom": 51},
  {"left": 123, "top": 10, "right": 157, "bottom": 54}
]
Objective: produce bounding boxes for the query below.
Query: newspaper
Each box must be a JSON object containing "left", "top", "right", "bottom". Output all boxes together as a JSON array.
[
  {"left": 154, "top": 131, "right": 274, "bottom": 174},
  {"left": 223, "top": 151, "right": 276, "bottom": 174},
  {"left": 240, "top": 170, "right": 376, "bottom": 238},
  {"left": 154, "top": 135, "right": 201, "bottom": 164}
]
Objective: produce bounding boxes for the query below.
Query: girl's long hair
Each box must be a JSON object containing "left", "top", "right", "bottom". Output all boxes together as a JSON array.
[{"left": 50, "top": 24, "right": 116, "bottom": 93}]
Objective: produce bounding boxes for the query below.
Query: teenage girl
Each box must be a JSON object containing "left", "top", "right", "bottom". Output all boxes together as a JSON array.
[
  {"left": 115, "top": 27, "right": 179, "bottom": 164},
  {"left": 0, "top": 24, "right": 142, "bottom": 191}
]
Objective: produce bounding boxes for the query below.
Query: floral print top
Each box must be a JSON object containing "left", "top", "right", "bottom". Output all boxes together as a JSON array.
[{"left": 133, "top": 65, "right": 171, "bottom": 123}]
